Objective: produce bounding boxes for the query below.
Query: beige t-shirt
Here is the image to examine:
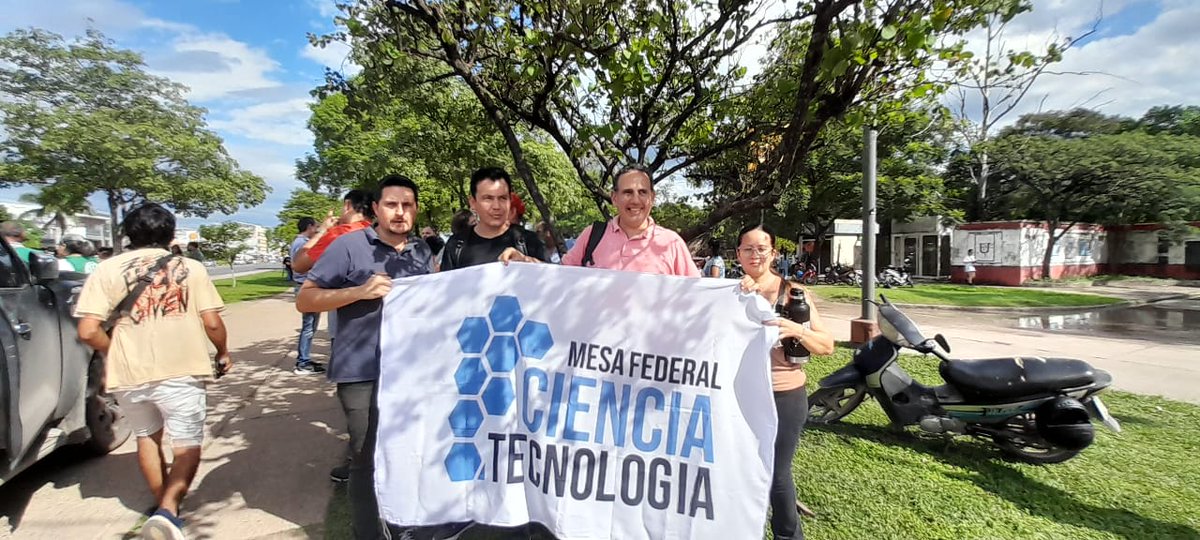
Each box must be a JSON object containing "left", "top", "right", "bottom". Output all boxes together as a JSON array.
[{"left": 74, "top": 248, "right": 224, "bottom": 390}]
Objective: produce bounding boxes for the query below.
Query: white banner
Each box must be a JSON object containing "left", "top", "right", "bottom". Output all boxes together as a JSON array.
[{"left": 377, "top": 263, "right": 779, "bottom": 540}]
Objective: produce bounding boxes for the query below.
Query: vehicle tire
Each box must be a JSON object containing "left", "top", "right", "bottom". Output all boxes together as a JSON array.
[
  {"left": 808, "top": 385, "right": 868, "bottom": 425},
  {"left": 84, "top": 356, "right": 131, "bottom": 455},
  {"left": 993, "top": 436, "right": 1080, "bottom": 464}
]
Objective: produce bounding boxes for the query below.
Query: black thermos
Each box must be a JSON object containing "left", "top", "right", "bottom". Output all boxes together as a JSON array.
[{"left": 781, "top": 284, "right": 811, "bottom": 364}]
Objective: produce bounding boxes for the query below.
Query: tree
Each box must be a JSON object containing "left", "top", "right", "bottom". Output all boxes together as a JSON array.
[
  {"left": 198, "top": 222, "right": 252, "bottom": 287},
  {"left": 986, "top": 110, "right": 1200, "bottom": 278},
  {"left": 272, "top": 189, "right": 341, "bottom": 253},
  {"left": 948, "top": 1, "right": 1098, "bottom": 217},
  {"left": 0, "top": 29, "right": 268, "bottom": 251},
  {"left": 17, "top": 185, "right": 94, "bottom": 242}
]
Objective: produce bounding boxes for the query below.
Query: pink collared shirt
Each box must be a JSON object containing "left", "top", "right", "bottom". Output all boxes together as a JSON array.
[{"left": 562, "top": 217, "right": 700, "bottom": 277}]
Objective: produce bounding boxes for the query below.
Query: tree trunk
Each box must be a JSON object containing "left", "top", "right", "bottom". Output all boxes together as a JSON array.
[
  {"left": 107, "top": 191, "right": 122, "bottom": 253},
  {"left": 229, "top": 263, "right": 237, "bottom": 288},
  {"left": 1042, "top": 220, "right": 1059, "bottom": 281}
]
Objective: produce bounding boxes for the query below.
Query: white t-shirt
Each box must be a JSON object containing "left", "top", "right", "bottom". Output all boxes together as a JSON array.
[{"left": 963, "top": 254, "right": 977, "bottom": 272}]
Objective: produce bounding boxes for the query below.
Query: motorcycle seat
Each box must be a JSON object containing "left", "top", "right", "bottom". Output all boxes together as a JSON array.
[{"left": 940, "top": 357, "right": 1095, "bottom": 400}]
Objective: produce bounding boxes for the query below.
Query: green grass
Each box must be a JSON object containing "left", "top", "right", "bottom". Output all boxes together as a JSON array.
[
  {"left": 810, "top": 283, "right": 1123, "bottom": 308},
  {"left": 792, "top": 351, "right": 1200, "bottom": 539},
  {"left": 322, "top": 350, "right": 1200, "bottom": 539},
  {"left": 213, "top": 271, "right": 293, "bottom": 304}
]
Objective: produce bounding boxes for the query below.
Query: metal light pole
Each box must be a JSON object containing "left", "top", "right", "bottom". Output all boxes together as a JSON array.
[
  {"left": 862, "top": 127, "right": 877, "bottom": 321},
  {"left": 851, "top": 125, "right": 880, "bottom": 344}
]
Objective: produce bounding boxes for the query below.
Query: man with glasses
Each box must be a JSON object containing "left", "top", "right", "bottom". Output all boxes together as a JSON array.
[{"left": 562, "top": 165, "right": 699, "bottom": 276}]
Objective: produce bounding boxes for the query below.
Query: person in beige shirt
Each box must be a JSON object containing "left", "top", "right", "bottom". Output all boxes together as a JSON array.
[{"left": 75, "top": 203, "right": 230, "bottom": 540}]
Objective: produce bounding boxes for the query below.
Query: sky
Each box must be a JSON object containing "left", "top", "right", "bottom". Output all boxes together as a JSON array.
[{"left": 1, "top": 0, "right": 1196, "bottom": 228}]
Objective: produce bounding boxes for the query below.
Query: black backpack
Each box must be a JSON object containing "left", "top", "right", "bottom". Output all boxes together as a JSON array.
[{"left": 448, "top": 227, "right": 528, "bottom": 270}]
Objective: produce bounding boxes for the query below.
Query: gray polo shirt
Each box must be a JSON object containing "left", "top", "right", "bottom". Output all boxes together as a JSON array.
[{"left": 307, "top": 227, "right": 433, "bottom": 383}]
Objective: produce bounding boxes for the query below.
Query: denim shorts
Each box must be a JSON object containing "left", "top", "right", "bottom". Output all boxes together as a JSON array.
[{"left": 114, "top": 376, "right": 207, "bottom": 447}]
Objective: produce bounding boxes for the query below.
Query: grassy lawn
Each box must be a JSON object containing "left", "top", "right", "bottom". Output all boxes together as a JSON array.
[
  {"left": 810, "top": 283, "right": 1122, "bottom": 308},
  {"left": 322, "top": 350, "right": 1200, "bottom": 539},
  {"left": 213, "top": 271, "right": 293, "bottom": 304}
]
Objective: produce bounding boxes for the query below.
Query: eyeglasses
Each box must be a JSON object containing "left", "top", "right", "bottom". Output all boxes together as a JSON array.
[{"left": 737, "top": 247, "right": 773, "bottom": 257}]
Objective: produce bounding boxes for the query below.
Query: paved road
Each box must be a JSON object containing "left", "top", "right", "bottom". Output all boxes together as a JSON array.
[
  {"left": 205, "top": 263, "right": 280, "bottom": 278},
  {"left": 816, "top": 288, "right": 1200, "bottom": 404}
]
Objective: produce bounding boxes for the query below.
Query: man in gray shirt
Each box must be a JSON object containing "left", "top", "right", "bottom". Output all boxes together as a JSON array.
[
  {"left": 291, "top": 217, "right": 326, "bottom": 375},
  {"left": 297, "top": 175, "right": 433, "bottom": 539}
]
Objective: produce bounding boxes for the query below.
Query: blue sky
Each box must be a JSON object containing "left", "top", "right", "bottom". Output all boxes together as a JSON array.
[{"left": 2, "top": 0, "right": 1197, "bottom": 228}]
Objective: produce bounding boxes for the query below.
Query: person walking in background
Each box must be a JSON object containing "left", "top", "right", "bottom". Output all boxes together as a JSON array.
[
  {"left": 290, "top": 217, "right": 326, "bottom": 375},
  {"left": 0, "top": 221, "right": 33, "bottom": 264},
  {"left": 59, "top": 234, "right": 99, "bottom": 274},
  {"left": 737, "top": 223, "right": 834, "bottom": 540},
  {"left": 964, "top": 248, "right": 977, "bottom": 285},
  {"left": 184, "top": 242, "right": 205, "bottom": 262},
  {"left": 74, "top": 203, "right": 231, "bottom": 540},
  {"left": 703, "top": 238, "right": 726, "bottom": 278}
]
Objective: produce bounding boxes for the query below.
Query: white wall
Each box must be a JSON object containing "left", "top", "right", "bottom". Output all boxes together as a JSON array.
[{"left": 953, "top": 225, "right": 1107, "bottom": 268}]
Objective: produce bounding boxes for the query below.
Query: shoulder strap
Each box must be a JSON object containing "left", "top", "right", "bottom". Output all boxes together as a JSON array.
[
  {"left": 104, "top": 254, "right": 175, "bottom": 331},
  {"left": 774, "top": 278, "right": 789, "bottom": 308},
  {"left": 581, "top": 221, "right": 607, "bottom": 267},
  {"left": 510, "top": 227, "right": 527, "bottom": 256},
  {"left": 450, "top": 237, "right": 466, "bottom": 269}
]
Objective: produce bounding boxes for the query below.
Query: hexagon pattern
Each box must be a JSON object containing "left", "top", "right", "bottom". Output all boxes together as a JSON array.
[
  {"left": 445, "top": 442, "right": 483, "bottom": 482},
  {"left": 457, "top": 317, "right": 489, "bottom": 354},
  {"left": 448, "top": 399, "right": 484, "bottom": 437},
  {"left": 518, "top": 321, "right": 554, "bottom": 360},
  {"left": 485, "top": 335, "right": 519, "bottom": 373},
  {"left": 481, "top": 377, "right": 516, "bottom": 415},
  {"left": 488, "top": 296, "right": 523, "bottom": 333},
  {"left": 445, "top": 296, "right": 554, "bottom": 481},
  {"left": 454, "top": 357, "right": 488, "bottom": 395}
]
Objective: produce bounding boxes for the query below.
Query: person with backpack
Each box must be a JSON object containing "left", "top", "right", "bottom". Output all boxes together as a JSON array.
[
  {"left": 440, "top": 167, "right": 548, "bottom": 271},
  {"left": 561, "top": 165, "right": 699, "bottom": 276},
  {"left": 74, "top": 203, "right": 231, "bottom": 540}
]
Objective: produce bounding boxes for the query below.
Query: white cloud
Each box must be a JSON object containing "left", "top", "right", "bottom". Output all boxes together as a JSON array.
[
  {"left": 147, "top": 32, "right": 285, "bottom": 102},
  {"left": 0, "top": 0, "right": 145, "bottom": 36},
  {"left": 950, "top": 0, "right": 1196, "bottom": 126},
  {"left": 209, "top": 98, "right": 314, "bottom": 147},
  {"left": 308, "top": 0, "right": 341, "bottom": 19},
  {"left": 301, "top": 39, "right": 360, "bottom": 76}
]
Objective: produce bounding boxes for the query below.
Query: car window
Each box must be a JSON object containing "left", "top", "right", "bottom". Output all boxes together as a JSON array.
[{"left": 0, "top": 241, "right": 24, "bottom": 289}]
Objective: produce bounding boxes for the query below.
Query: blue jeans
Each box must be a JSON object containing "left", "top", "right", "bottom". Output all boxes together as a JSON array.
[{"left": 296, "top": 284, "right": 320, "bottom": 366}]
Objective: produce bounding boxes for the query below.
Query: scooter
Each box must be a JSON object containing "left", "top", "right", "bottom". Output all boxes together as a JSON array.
[
  {"left": 808, "top": 296, "right": 1120, "bottom": 464},
  {"left": 824, "top": 263, "right": 861, "bottom": 286},
  {"left": 878, "top": 257, "right": 914, "bottom": 288}
]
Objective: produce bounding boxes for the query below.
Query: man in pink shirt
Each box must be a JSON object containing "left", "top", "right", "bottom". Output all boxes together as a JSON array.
[{"left": 563, "top": 165, "right": 700, "bottom": 276}]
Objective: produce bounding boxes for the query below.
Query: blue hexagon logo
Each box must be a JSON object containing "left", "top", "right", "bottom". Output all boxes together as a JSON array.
[
  {"left": 485, "top": 335, "right": 519, "bottom": 373},
  {"left": 457, "top": 317, "right": 489, "bottom": 354},
  {"left": 448, "top": 399, "right": 484, "bottom": 437},
  {"left": 481, "top": 377, "right": 515, "bottom": 415},
  {"left": 488, "top": 296, "right": 523, "bottom": 333},
  {"left": 518, "top": 321, "right": 554, "bottom": 360},
  {"left": 454, "top": 357, "right": 488, "bottom": 395},
  {"left": 445, "top": 442, "right": 483, "bottom": 482}
]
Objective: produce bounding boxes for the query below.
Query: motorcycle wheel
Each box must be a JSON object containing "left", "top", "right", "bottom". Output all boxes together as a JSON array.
[
  {"left": 990, "top": 414, "right": 1080, "bottom": 464},
  {"left": 808, "top": 385, "right": 868, "bottom": 424}
]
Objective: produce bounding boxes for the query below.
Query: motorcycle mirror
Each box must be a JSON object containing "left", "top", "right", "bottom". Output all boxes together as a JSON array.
[{"left": 935, "top": 334, "right": 951, "bottom": 353}]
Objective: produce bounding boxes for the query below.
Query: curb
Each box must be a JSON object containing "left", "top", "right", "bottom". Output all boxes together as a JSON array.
[{"left": 825, "top": 292, "right": 1196, "bottom": 315}]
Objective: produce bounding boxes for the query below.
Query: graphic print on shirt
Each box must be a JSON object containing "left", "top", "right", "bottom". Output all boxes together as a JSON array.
[{"left": 120, "top": 256, "right": 191, "bottom": 323}]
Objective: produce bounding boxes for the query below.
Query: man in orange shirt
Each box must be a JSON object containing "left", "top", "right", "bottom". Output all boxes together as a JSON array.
[{"left": 290, "top": 189, "right": 374, "bottom": 274}]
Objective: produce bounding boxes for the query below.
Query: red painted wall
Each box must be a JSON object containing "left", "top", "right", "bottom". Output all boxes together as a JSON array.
[
  {"left": 1114, "top": 264, "right": 1200, "bottom": 280},
  {"left": 951, "top": 264, "right": 1108, "bottom": 285}
]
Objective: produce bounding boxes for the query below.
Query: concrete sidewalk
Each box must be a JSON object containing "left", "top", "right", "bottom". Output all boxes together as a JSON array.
[
  {"left": 817, "top": 300, "right": 1200, "bottom": 404},
  {"left": 0, "top": 295, "right": 344, "bottom": 539}
]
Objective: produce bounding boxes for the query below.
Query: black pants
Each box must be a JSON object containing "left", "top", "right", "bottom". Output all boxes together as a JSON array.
[
  {"left": 770, "top": 387, "right": 808, "bottom": 540},
  {"left": 338, "top": 381, "right": 387, "bottom": 539}
]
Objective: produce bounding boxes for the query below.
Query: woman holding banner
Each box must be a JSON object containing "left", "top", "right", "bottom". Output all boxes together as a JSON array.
[{"left": 737, "top": 223, "right": 835, "bottom": 540}]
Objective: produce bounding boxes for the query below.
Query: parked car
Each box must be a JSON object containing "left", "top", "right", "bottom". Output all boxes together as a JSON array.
[{"left": 0, "top": 238, "right": 128, "bottom": 486}]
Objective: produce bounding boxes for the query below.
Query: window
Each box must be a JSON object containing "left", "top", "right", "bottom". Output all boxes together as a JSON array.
[
  {"left": 1158, "top": 234, "right": 1171, "bottom": 266},
  {"left": 0, "top": 242, "right": 21, "bottom": 288},
  {"left": 1186, "top": 242, "right": 1200, "bottom": 272}
]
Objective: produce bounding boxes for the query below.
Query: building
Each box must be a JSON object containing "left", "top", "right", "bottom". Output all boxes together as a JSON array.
[
  {"left": 0, "top": 200, "right": 114, "bottom": 248},
  {"left": 890, "top": 216, "right": 954, "bottom": 278},
  {"left": 232, "top": 222, "right": 270, "bottom": 262},
  {"left": 800, "top": 218, "right": 879, "bottom": 269}
]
